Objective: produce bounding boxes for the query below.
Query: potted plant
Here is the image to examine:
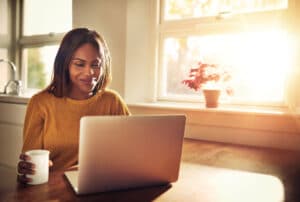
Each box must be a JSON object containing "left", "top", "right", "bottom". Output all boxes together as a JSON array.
[{"left": 182, "top": 61, "right": 233, "bottom": 108}]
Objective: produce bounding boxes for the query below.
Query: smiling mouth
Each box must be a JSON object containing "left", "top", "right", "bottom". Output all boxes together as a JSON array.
[
  {"left": 80, "top": 79, "right": 94, "bottom": 86},
  {"left": 80, "top": 79, "right": 96, "bottom": 86}
]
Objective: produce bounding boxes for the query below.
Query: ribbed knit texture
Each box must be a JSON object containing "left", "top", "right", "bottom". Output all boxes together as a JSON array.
[{"left": 22, "top": 89, "right": 130, "bottom": 171}]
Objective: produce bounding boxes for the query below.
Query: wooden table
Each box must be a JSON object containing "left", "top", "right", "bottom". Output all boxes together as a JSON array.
[{"left": 1, "top": 139, "right": 300, "bottom": 202}]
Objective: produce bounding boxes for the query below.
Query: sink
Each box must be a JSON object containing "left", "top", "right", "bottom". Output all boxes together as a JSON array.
[
  {"left": 0, "top": 59, "right": 23, "bottom": 96},
  {"left": 4, "top": 80, "right": 22, "bottom": 96}
]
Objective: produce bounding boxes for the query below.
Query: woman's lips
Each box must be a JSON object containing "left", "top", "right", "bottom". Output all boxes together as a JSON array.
[{"left": 80, "top": 79, "right": 93, "bottom": 85}]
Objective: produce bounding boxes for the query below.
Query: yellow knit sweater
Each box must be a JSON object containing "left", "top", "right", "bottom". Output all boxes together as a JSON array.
[{"left": 22, "top": 89, "right": 130, "bottom": 171}]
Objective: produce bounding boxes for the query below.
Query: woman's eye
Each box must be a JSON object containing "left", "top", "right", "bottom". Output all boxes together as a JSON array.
[
  {"left": 75, "top": 63, "right": 85, "bottom": 67},
  {"left": 91, "top": 64, "right": 101, "bottom": 69}
]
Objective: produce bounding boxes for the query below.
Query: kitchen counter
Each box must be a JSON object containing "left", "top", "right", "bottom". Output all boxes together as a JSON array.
[{"left": 0, "top": 90, "right": 37, "bottom": 104}]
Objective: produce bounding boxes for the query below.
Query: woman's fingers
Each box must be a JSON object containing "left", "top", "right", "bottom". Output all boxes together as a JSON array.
[
  {"left": 17, "top": 173, "right": 32, "bottom": 184},
  {"left": 18, "top": 153, "right": 35, "bottom": 174},
  {"left": 17, "top": 160, "right": 35, "bottom": 184},
  {"left": 19, "top": 153, "right": 30, "bottom": 161},
  {"left": 17, "top": 153, "right": 37, "bottom": 184},
  {"left": 18, "top": 161, "right": 35, "bottom": 174},
  {"left": 17, "top": 153, "right": 53, "bottom": 184}
]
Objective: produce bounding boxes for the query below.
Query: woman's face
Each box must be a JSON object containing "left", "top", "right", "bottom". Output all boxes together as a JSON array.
[{"left": 68, "top": 43, "right": 102, "bottom": 99}]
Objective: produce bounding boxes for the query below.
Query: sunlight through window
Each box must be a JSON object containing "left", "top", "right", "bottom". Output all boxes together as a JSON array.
[{"left": 159, "top": 0, "right": 291, "bottom": 105}]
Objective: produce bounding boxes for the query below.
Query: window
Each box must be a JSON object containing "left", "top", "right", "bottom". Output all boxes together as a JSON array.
[
  {"left": 20, "top": 0, "right": 72, "bottom": 90},
  {"left": 0, "top": 0, "right": 8, "bottom": 35},
  {"left": 0, "top": 0, "right": 10, "bottom": 92},
  {"left": 158, "top": 0, "right": 292, "bottom": 106},
  {"left": 23, "top": 45, "right": 58, "bottom": 89}
]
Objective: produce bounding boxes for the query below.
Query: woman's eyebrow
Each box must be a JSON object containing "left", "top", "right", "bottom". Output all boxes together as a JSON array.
[
  {"left": 72, "top": 58, "right": 101, "bottom": 63},
  {"left": 72, "top": 58, "right": 85, "bottom": 62}
]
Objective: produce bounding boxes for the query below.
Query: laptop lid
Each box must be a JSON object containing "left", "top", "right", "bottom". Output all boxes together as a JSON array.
[{"left": 65, "top": 114, "right": 186, "bottom": 195}]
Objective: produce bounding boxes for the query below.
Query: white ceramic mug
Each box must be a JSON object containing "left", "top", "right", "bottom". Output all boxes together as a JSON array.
[{"left": 25, "top": 149, "right": 50, "bottom": 185}]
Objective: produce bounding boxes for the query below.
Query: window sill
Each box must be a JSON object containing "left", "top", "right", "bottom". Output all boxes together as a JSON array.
[
  {"left": 127, "top": 101, "right": 300, "bottom": 151},
  {"left": 128, "top": 101, "right": 297, "bottom": 117}
]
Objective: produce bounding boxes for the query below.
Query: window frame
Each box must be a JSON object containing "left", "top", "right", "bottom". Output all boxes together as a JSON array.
[
  {"left": 0, "top": 0, "right": 14, "bottom": 93},
  {"left": 0, "top": 0, "right": 15, "bottom": 64},
  {"left": 16, "top": 0, "right": 71, "bottom": 90},
  {"left": 156, "top": 0, "right": 294, "bottom": 107}
]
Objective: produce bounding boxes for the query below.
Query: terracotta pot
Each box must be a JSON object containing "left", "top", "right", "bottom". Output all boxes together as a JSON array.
[{"left": 202, "top": 89, "right": 221, "bottom": 108}]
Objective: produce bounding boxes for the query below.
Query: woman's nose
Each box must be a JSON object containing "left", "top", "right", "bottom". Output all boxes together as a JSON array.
[{"left": 83, "top": 65, "right": 95, "bottom": 75}]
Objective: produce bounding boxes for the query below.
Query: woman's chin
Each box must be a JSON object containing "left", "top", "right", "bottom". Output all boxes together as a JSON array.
[{"left": 80, "top": 86, "right": 95, "bottom": 95}]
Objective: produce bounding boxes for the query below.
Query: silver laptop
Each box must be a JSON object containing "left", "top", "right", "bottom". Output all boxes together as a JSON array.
[{"left": 64, "top": 114, "right": 186, "bottom": 195}]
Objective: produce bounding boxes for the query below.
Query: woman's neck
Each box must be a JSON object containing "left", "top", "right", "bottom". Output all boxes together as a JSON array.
[{"left": 67, "top": 89, "right": 93, "bottom": 100}]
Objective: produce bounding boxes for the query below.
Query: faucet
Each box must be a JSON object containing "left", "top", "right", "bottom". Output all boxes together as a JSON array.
[{"left": 0, "top": 59, "right": 22, "bottom": 95}]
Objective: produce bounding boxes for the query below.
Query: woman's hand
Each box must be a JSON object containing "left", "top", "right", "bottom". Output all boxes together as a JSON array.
[{"left": 17, "top": 153, "right": 53, "bottom": 184}]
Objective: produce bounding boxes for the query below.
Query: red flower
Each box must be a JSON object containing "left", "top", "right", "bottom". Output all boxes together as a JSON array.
[{"left": 182, "top": 61, "right": 233, "bottom": 94}]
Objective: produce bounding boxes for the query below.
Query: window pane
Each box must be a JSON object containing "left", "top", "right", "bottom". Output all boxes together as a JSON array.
[
  {"left": 23, "top": 0, "right": 72, "bottom": 36},
  {"left": 161, "top": 30, "right": 291, "bottom": 103},
  {"left": 0, "top": 49, "right": 9, "bottom": 93},
  {"left": 0, "top": 0, "right": 8, "bottom": 35},
  {"left": 164, "top": 0, "right": 288, "bottom": 20},
  {"left": 24, "top": 45, "right": 58, "bottom": 89}
]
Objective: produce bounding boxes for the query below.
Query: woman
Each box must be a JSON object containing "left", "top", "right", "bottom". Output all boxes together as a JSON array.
[{"left": 17, "top": 28, "right": 130, "bottom": 184}]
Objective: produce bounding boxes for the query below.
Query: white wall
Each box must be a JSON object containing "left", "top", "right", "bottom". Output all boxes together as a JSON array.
[
  {"left": 73, "top": 0, "right": 127, "bottom": 96},
  {"left": 125, "top": 0, "right": 157, "bottom": 103}
]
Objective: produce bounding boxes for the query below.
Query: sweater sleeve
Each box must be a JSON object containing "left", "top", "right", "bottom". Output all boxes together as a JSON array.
[
  {"left": 22, "top": 95, "right": 44, "bottom": 152},
  {"left": 115, "top": 94, "right": 131, "bottom": 115},
  {"left": 109, "top": 91, "right": 131, "bottom": 115}
]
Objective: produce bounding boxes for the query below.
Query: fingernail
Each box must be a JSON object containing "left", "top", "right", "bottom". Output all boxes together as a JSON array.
[{"left": 25, "top": 156, "right": 31, "bottom": 161}]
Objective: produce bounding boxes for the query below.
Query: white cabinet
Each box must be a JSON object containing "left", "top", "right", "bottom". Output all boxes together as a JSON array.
[{"left": 0, "top": 102, "right": 27, "bottom": 168}]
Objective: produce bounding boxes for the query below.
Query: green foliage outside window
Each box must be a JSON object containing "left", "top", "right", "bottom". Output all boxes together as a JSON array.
[{"left": 27, "top": 49, "right": 46, "bottom": 89}]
